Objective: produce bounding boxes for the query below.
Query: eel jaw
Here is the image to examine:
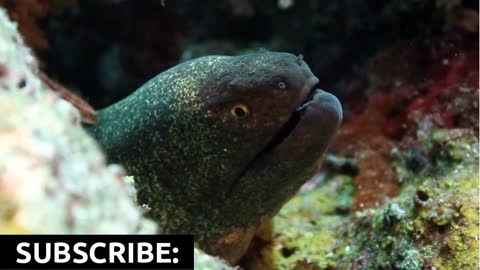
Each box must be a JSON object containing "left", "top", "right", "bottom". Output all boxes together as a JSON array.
[
  {"left": 280, "top": 88, "right": 343, "bottom": 151},
  {"left": 254, "top": 88, "right": 342, "bottom": 159}
]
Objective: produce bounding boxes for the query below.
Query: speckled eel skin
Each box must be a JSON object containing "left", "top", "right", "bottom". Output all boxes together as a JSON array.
[{"left": 87, "top": 50, "right": 342, "bottom": 263}]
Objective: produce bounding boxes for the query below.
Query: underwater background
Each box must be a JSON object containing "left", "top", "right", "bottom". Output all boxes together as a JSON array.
[{"left": 0, "top": 0, "right": 478, "bottom": 269}]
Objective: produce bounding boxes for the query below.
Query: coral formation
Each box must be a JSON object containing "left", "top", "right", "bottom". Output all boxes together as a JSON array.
[
  {"left": 334, "top": 93, "right": 400, "bottom": 212},
  {"left": 245, "top": 127, "right": 478, "bottom": 270},
  {"left": 0, "top": 7, "right": 156, "bottom": 234},
  {"left": 334, "top": 33, "right": 478, "bottom": 213}
]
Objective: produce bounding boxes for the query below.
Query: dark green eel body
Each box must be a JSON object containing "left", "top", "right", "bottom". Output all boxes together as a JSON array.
[{"left": 87, "top": 51, "right": 342, "bottom": 262}]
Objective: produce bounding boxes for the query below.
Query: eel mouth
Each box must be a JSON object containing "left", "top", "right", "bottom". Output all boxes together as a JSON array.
[
  {"left": 260, "top": 86, "right": 319, "bottom": 154},
  {"left": 226, "top": 77, "right": 343, "bottom": 196},
  {"left": 264, "top": 88, "right": 343, "bottom": 152}
]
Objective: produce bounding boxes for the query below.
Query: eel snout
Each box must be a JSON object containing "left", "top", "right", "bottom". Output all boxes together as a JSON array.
[
  {"left": 265, "top": 87, "right": 342, "bottom": 163},
  {"left": 309, "top": 89, "right": 343, "bottom": 129}
]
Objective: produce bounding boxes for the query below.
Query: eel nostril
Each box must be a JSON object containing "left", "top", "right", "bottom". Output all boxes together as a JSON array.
[{"left": 297, "top": 54, "right": 304, "bottom": 65}]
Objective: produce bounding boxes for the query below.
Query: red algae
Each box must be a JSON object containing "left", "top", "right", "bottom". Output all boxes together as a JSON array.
[
  {"left": 385, "top": 34, "right": 479, "bottom": 140},
  {"left": 333, "top": 33, "right": 479, "bottom": 213}
]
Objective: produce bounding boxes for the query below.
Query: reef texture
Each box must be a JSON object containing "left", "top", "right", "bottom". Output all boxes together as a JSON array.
[
  {"left": 336, "top": 33, "right": 478, "bottom": 213},
  {"left": 259, "top": 135, "right": 478, "bottom": 270},
  {"left": 0, "top": 8, "right": 156, "bottom": 234}
]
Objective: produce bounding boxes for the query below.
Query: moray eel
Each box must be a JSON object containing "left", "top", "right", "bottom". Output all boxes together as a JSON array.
[{"left": 87, "top": 51, "right": 342, "bottom": 263}]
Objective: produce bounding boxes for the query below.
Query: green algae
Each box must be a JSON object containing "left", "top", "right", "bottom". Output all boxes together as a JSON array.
[
  {"left": 265, "top": 127, "right": 479, "bottom": 270},
  {"left": 272, "top": 175, "right": 353, "bottom": 269}
]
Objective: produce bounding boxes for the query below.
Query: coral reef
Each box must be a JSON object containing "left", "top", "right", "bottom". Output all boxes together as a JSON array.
[
  {"left": 334, "top": 93, "right": 400, "bottom": 212},
  {"left": 243, "top": 127, "right": 478, "bottom": 270},
  {"left": 334, "top": 33, "right": 478, "bottom": 213},
  {"left": 0, "top": 7, "right": 156, "bottom": 234}
]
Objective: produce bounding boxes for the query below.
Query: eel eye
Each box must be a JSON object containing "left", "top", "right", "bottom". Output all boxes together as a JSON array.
[
  {"left": 277, "top": 81, "right": 287, "bottom": 89},
  {"left": 231, "top": 103, "right": 250, "bottom": 118}
]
